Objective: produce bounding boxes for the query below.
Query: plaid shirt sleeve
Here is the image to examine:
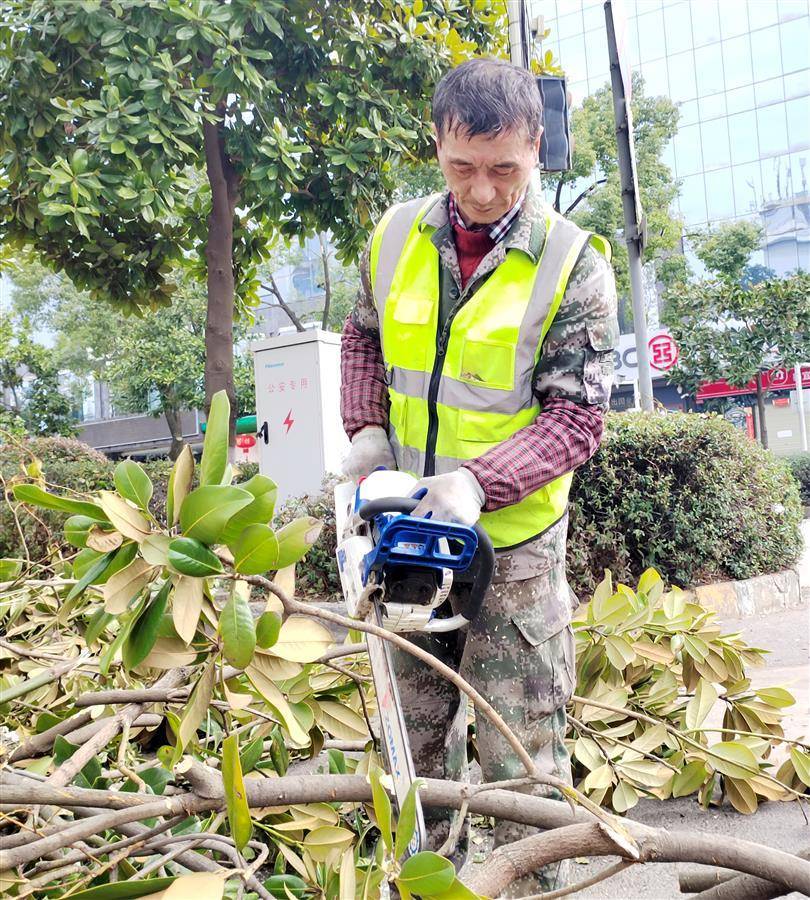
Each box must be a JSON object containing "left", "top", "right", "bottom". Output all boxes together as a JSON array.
[
  {"left": 340, "top": 238, "right": 390, "bottom": 440},
  {"left": 462, "top": 243, "right": 618, "bottom": 511}
]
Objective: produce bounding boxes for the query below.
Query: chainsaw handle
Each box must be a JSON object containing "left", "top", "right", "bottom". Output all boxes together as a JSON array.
[{"left": 357, "top": 497, "right": 495, "bottom": 625}]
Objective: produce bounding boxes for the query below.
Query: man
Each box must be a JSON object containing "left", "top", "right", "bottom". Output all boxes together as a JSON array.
[{"left": 340, "top": 58, "right": 618, "bottom": 895}]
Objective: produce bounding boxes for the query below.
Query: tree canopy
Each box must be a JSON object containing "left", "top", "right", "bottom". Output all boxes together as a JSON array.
[{"left": 0, "top": 0, "right": 504, "bottom": 426}]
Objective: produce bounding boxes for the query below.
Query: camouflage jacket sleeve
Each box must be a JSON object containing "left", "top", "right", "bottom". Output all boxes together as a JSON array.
[
  {"left": 533, "top": 241, "right": 619, "bottom": 409},
  {"left": 339, "top": 236, "right": 390, "bottom": 439}
]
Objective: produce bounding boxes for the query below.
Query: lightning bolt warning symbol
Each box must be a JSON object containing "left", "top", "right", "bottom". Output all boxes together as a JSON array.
[{"left": 283, "top": 410, "right": 294, "bottom": 434}]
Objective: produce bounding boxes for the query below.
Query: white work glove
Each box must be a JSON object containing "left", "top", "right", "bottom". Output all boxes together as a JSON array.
[
  {"left": 342, "top": 426, "right": 397, "bottom": 479},
  {"left": 410, "top": 468, "right": 485, "bottom": 526}
]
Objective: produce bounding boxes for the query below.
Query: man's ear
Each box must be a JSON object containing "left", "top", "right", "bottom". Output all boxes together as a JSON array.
[
  {"left": 432, "top": 123, "right": 441, "bottom": 149},
  {"left": 532, "top": 128, "right": 543, "bottom": 156}
]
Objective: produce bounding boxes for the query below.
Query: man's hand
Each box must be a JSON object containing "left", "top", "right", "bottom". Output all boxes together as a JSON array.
[
  {"left": 410, "top": 468, "right": 485, "bottom": 526},
  {"left": 342, "top": 426, "right": 397, "bottom": 479}
]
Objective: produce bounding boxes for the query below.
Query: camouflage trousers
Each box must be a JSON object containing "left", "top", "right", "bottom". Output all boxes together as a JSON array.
[{"left": 388, "top": 570, "right": 576, "bottom": 896}]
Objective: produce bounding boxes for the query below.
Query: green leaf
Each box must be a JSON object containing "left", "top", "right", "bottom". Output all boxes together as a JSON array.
[
  {"left": 725, "top": 777, "right": 758, "bottom": 814},
  {"left": 256, "top": 611, "right": 282, "bottom": 649},
  {"left": 707, "top": 741, "right": 759, "bottom": 779},
  {"left": 275, "top": 517, "right": 323, "bottom": 569},
  {"left": 220, "top": 474, "right": 277, "bottom": 546},
  {"left": 0, "top": 558, "right": 23, "bottom": 580},
  {"left": 13, "top": 484, "right": 107, "bottom": 520},
  {"left": 611, "top": 780, "right": 639, "bottom": 813},
  {"left": 397, "top": 852, "right": 455, "bottom": 896},
  {"left": 790, "top": 747, "right": 810, "bottom": 787},
  {"left": 179, "top": 485, "right": 253, "bottom": 544},
  {"left": 262, "top": 875, "right": 307, "bottom": 899},
  {"left": 173, "top": 659, "right": 216, "bottom": 764},
  {"left": 369, "top": 764, "right": 393, "bottom": 853},
  {"left": 754, "top": 686, "right": 796, "bottom": 709},
  {"left": 123, "top": 580, "right": 170, "bottom": 670},
  {"left": 168, "top": 537, "right": 223, "bottom": 577},
  {"left": 56, "top": 877, "right": 179, "bottom": 899},
  {"left": 233, "top": 523, "right": 279, "bottom": 575},
  {"left": 239, "top": 736, "right": 264, "bottom": 774},
  {"left": 65, "top": 515, "right": 100, "bottom": 549},
  {"left": 394, "top": 778, "right": 424, "bottom": 859},
  {"left": 685, "top": 679, "right": 718, "bottom": 730},
  {"left": 220, "top": 585, "right": 256, "bottom": 669},
  {"left": 95, "top": 542, "right": 139, "bottom": 585},
  {"left": 167, "top": 445, "right": 194, "bottom": 527},
  {"left": 222, "top": 733, "right": 253, "bottom": 851},
  {"left": 114, "top": 460, "right": 153, "bottom": 511},
  {"left": 85, "top": 609, "right": 114, "bottom": 647},
  {"left": 302, "top": 826, "right": 355, "bottom": 863},
  {"left": 245, "top": 664, "right": 310, "bottom": 746},
  {"left": 427, "top": 877, "right": 482, "bottom": 899},
  {"left": 200, "top": 390, "right": 230, "bottom": 486},
  {"left": 671, "top": 759, "right": 708, "bottom": 798}
]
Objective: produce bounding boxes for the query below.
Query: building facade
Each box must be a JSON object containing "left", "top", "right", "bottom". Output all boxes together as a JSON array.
[{"left": 535, "top": 0, "right": 810, "bottom": 275}]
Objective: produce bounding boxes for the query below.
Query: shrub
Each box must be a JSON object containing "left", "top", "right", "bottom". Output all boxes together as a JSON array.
[
  {"left": 0, "top": 436, "right": 114, "bottom": 560},
  {"left": 275, "top": 474, "right": 342, "bottom": 599},
  {"left": 139, "top": 456, "right": 176, "bottom": 523},
  {"left": 567, "top": 412, "right": 803, "bottom": 597},
  {"left": 786, "top": 453, "right": 810, "bottom": 506}
]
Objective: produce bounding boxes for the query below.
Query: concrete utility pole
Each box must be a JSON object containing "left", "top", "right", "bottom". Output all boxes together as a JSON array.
[
  {"left": 506, "top": 0, "right": 531, "bottom": 69},
  {"left": 604, "top": 0, "right": 654, "bottom": 412}
]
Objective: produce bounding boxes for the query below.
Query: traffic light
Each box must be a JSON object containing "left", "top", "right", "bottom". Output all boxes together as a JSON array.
[{"left": 537, "top": 75, "right": 572, "bottom": 172}]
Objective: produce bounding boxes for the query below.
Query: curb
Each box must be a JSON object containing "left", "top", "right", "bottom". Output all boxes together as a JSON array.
[{"left": 685, "top": 567, "right": 805, "bottom": 618}]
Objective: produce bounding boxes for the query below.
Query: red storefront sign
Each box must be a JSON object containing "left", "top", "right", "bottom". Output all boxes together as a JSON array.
[
  {"left": 648, "top": 333, "right": 679, "bottom": 371},
  {"left": 236, "top": 434, "right": 257, "bottom": 450},
  {"left": 696, "top": 365, "right": 810, "bottom": 401}
]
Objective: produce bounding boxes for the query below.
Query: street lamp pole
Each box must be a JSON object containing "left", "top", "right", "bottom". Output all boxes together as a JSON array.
[
  {"left": 604, "top": 0, "right": 654, "bottom": 412},
  {"left": 796, "top": 363, "right": 808, "bottom": 452}
]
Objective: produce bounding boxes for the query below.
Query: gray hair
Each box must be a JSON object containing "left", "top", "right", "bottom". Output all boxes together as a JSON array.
[{"left": 432, "top": 58, "right": 543, "bottom": 141}]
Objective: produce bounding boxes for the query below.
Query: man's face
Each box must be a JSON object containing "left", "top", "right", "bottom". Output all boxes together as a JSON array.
[{"left": 434, "top": 124, "right": 541, "bottom": 226}]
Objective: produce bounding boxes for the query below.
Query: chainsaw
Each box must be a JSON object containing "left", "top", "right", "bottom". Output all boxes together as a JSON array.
[{"left": 334, "top": 470, "right": 495, "bottom": 855}]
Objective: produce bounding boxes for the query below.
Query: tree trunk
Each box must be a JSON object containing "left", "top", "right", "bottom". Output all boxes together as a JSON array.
[
  {"left": 755, "top": 371, "right": 769, "bottom": 448},
  {"left": 319, "top": 232, "right": 332, "bottom": 330},
  {"left": 163, "top": 407, "right": 185, "bottom": 460},
  {"left": 203, "top": 111, "right": 239, "bottom": 442}
]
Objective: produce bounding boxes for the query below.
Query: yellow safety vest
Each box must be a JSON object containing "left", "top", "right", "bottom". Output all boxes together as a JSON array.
[{"left": 369, "top": 194, "right": 610, "bottom": 550}]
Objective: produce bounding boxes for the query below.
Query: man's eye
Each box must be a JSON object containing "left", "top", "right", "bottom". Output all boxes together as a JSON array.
[
  {"left": 493, "top": 167, "right": 514, "bottom": 176},
  {"left": 454, "top": 165, "right": 472, "bottom": 174}
]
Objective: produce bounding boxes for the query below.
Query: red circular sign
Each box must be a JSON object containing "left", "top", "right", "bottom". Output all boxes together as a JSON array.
[
  {"left": 235, "top": 434, "right": 257, "bottom": 449},
  {"left": 648, "top": 333, "right": 679, "bottom": 371}
]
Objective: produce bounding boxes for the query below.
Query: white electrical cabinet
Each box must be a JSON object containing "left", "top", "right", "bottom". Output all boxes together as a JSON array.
[{"left": 251, "top": 329, "right": 349, "bottom": 504}]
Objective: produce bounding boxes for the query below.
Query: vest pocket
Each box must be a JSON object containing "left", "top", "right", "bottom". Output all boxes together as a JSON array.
[{"left": 459, "top": 338, "right": 515, "bottom": 391}]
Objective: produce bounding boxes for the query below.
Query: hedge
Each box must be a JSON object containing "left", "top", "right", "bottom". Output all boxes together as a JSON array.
[
  {"left": 2, "top": 413, "right": 803, "bottom": 598},
  {"left": 786, "top": 453, "right": 810, "bottom": 506}
]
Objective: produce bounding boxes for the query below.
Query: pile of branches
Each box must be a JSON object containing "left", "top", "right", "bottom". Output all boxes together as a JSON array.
[{"left": 1, "top": 394, "right": 809, "bottom": 898}]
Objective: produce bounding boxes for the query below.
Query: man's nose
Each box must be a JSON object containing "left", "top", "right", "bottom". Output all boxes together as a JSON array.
[{"left": 469, "top": 175, "right": 496, "bottom": 206}]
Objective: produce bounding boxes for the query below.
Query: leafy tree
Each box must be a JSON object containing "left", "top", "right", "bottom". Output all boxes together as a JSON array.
[
  {"left": 0, "top": 0, "right": 503, "bottom": 436},
  {"left": 663, "top": 273, "right": 810, "bottom": 448},
  {"left": 549, "top": 72, "right": 681, "bottom": 307},
  {"left": 7, "top": 258, "right": 255, "bottom": 456},
  {"left": 0, "top": 311, "right": 77, "bottom": 437},
  {"left": 690, "top": 220, "right": 773, "bottom": 285}
]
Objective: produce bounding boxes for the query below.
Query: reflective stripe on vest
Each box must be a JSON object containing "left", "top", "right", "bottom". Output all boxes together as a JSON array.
[{"left": 370, "top": 196, "right": 600, "bottom": 549}]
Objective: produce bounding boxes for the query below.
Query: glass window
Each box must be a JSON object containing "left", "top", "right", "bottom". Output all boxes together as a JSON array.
[
  {"left": 679, "top": 173, "right": 708, "bottom": 223},
  {"left": 791, "top": 151, "right": 810, "bottom": 205},
  {"left": 557, "top": 10, "right": 584, "bottom": 38},
  {"left": 784, "top": 70, "right": 810, "bottom": 100},
  {"left": 761, "top": 153, "right": 792, "bottom": 204},
  {"left": 722, "top": 36, "right": 754, "bottom": 90},
  {"left": 627, "top": 15, "right": 642, "bottom": 66},
  {"left": 757, "top": 104, "right": 790, "bottom": 157},
  {"left": 780, "top": 17, "right": 810, "bottom": 73},
  {"left": 637, "top": 10, "right": 667, "bottom": 61},
  {"left": 747, "top": 0, "right": 780, "bottom": 31},
  {"left": 786, "top": 96, "right": 810, "bottom": 151},
  {"left": 677, "top": 98, "right": 700, "bottom": 125},
  {"left": 732, "top": 161, "right": 764, "bottom": 215},
  {"left": 663, "top": 2, "right": 693, "bottom": 53},
  {"left": 673, "top": 122, "right": 704, "bottom": 176},
  {"left": 584, "top": 27, "right": 609, "bottom": 75},
  {"left": 726, "top": 84, "right": 756, "bottom": 113},
  {"left": 662, "top": 137, "right": 677, "bottom": 173},
  {"left": 778, "top": 0, "right": 809, "bottom": 22},
  {"left": 706, "top": 167, "right": 736, "bottom": 220},
  {"left": 691, "top": 0, "right": 721, "bottom": 46},
  {"left": 568, "top": 79, "right": 588, "bottom": 107},
  {"left": 720, "top": 0, "right": 750, "bottom": 37},
  {"left": 756, "top": 76, "right": 786, "bottom": 107},
  {"left": 694, "top": 43, "right": 725, "bottom": 95},
  {"left": 751, "top": 25, "right": 783, "bottom": 82},
  {"left": 556, "top": 0, "right": 584, "bottom": 16},
  {"left": 582, "top": 2, "right": 605, "bottom": 31},
  {"left": 702, "top": 119, "right": 732, "bottom": 170},
  {"left": 667, "top": 50, "right": 697, "bottom": 101},
  {"left": 728, "top": 110, "right": 761, "bottom": 164},
  {"left": 700, "top": 92, "right": 727, "bottom": 120},
  {"left": 642, "top": 57, "right": 670, "bottom": 96},
  {"left": 558, "top": 33, "right": 588, "bottom": 82}
]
